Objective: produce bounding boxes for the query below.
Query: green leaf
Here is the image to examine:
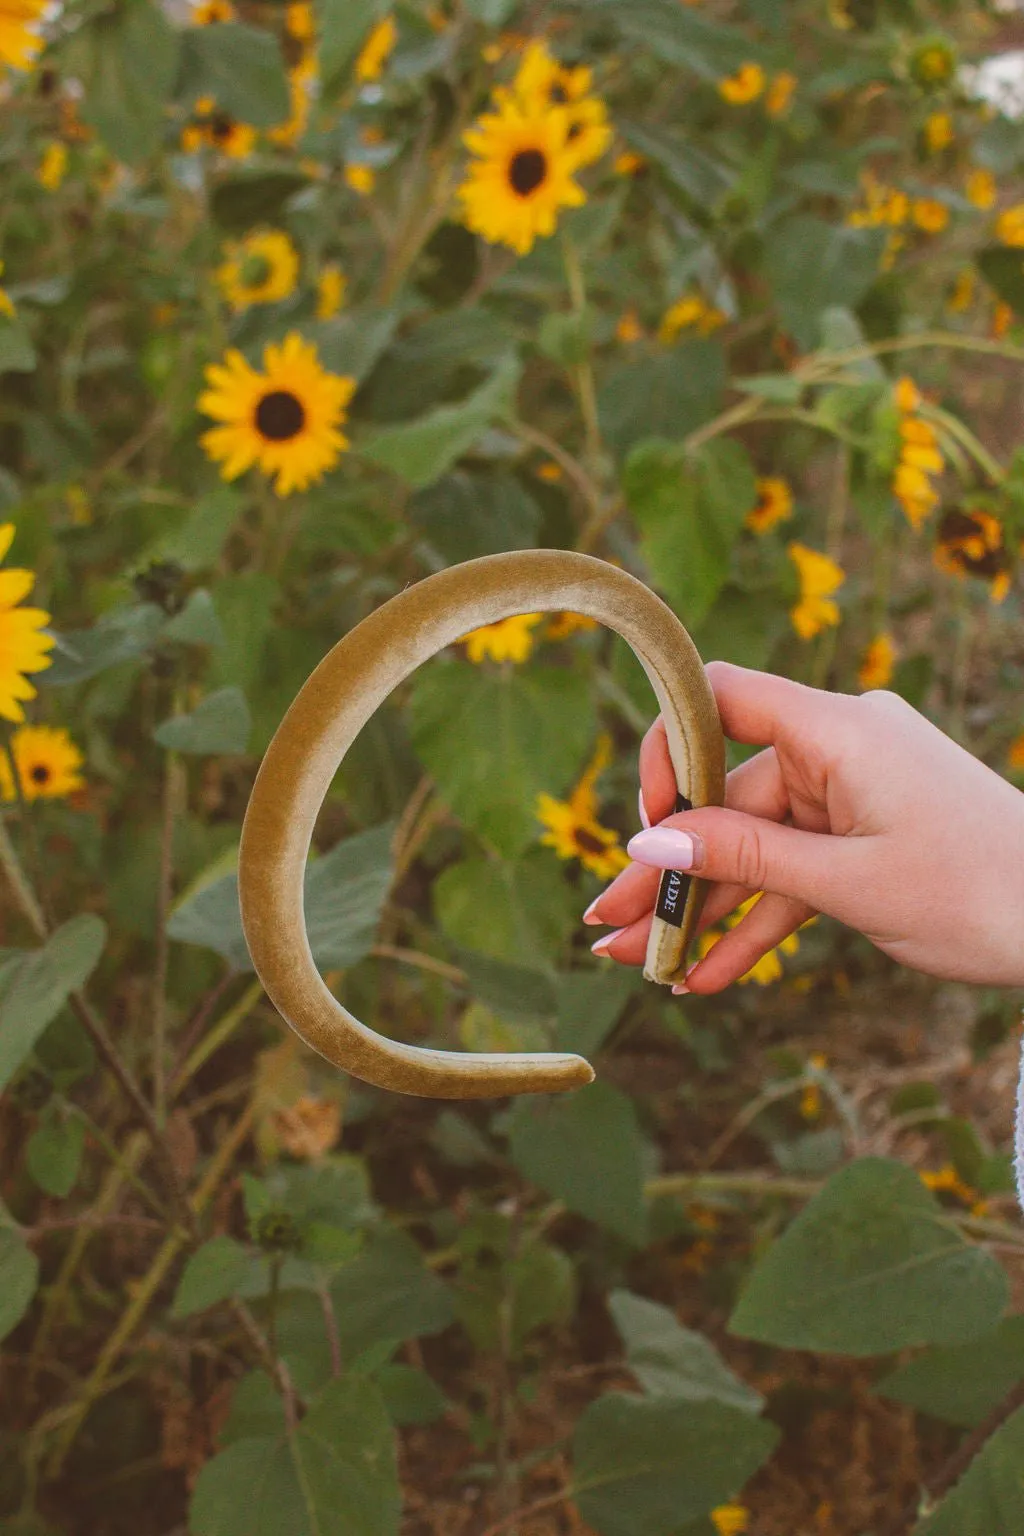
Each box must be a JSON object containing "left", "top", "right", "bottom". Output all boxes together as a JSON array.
[
  {"left": 586, "top": 0, "right": 758, "bottom": 80},
  {"left": 167, "top": 821, "right": 394, "bottom": 972},
  {"left": 874, "top": 1317, "right": 1024, "bottom": 1429},
  {"left": 372, "top": 1365, "right": 448, "bottom": 1427},
  {"left": 912, "top": 1404, "right": 1024, "bottom": 1535},
  {"left": 728, "top": 1158, "right": 1009, "bottom": 1356},
  {"left": 454, "top": 1213, "right": 576, "bottom": 1357},
  {"left": 0, "top": 1228, "right": 39, "bottom": 1343},
  {"left": 463, "top": 0, "right": 517, "bottom": 24},
  {"left": 329, "top": 1227, "right": 455, "bottom": 1358},
  {"left": 447, "top": 946, "right": 557, "bottom": 1022},
  {"left": 45, "top": 603, "right": 166, "bottom": 686},
  {"left": 573, "top": 1393, "right": 779, "bottom": 1536},
  {"left": 507, "top": 1081, "right": 648, "bottom": 1246},
  {"left": 360, "top": 359, "right": 521, "bottom": 489},
  {"left": 733, "top": 374, "right": 805, "bottom": 405},
  {"left": 153, "top": 687, "right": 251, "bottom": 755},
  {"left": 608, "top": 1290, "right": 763, "bottom": 1412},
  {"left": 0, "top": 917, "right": 106, "bottom": 1097},
  {"left": 618, "top": 120, "right": 734, "bottom": 207},
  {"left": 409, "top": 660, "right": 597, "bottom": 860},
  {"left": 142, "top": 487, "right": 244, "bottom": 572},
  {"left": 692, "top": 584, "right": 788, "bottom": 671},
  {"left": 189, "top": 1375, "right": 400, "bottom": 1536},
  {"left": 554, "top": 968, "right": 639, "bottom": 1057},
  {"left": 61, "top": 0, "right": 181, "bottom": 164},
  {"left": 309, "top": 308, "right": 401, "bottom": 384},
  {"left": 764, "top": 217, "right": 887, "bottom": 350},
  {"left": 434, "top": 847, "right": 574, "bottom": 964},
  {"left": 626, "top": 437, "right": 757, "bottom": 628},
  {"left": 177, "top": 23, "right": 290, "bottom": 128},
  {"left": 161, "top": 590, "right": 225, "bottom": 649},
  {"left": 409, "top": 470, "right": 542, "bottom": 565},
  {"left": 977, "top": 246, "right": 1024, "bottom": 318},
  {"left": 316, "top": 0, "right": 378, "bottom": 94},
  {"left": 0, "top": 318, "right": 36, "bottom": 374},
  {"left": 26, "top": 1111, "right": 85, "bottom": 1198},
  {"left": 210, "top": 172, "right": 311, "bottom": 234},
  {"left": 172, "top": 1236, "right": 258, "bottom": 1319},
  {"left": 599, "top": 341, "right": 726, "bottom": 461}
]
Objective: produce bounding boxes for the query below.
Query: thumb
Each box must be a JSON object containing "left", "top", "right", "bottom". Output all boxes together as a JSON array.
[{"left": 625, "top": 806, "right": 866, "bottom": 919}]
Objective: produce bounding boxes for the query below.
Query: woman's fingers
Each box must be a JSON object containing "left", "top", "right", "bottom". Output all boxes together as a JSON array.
[
  {"left": 589, "top": 908, "right": 653, "bottom": 965},
  {"left": 682, "top": 891, "right": 817, "bottom": 993}
]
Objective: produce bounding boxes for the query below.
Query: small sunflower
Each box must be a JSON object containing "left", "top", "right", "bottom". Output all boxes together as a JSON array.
[
  {"left": 911, "top": 197, "right": 949, "bottom": 233},
  {"left": 190, "top": 0, "right": 235, "bottom": 21},
  {"left": 507, "top": 39, "right": 612, "bottom": 170},
  {"left": 711, "top": 1505, "right": 750, "bottom": 1536},
  {"left": 0, "top": 0, "right": 47, "bottom": 72},
  {"left": 788, "top": 542, "right": 844, "bottom": 640},
  {"left": 457, "top": 613, "right": 544, "bottom": 664},
  {"left": 995, "top": 203, "right": 1024, "bottom": 247},
  {"left": 354, "top": 15, "right": 396, "bottom": 82},
  {"left": 745, "top": 476, "right": 793, "bottom": 535},
  {"left": 0, "top": 523, "right": 54, "bottom": 724},
  {"left": 0, "top": 260, "right": 14, "bottom": 319},
  {"left": 657, "top": 293, "right": 725, "bottom": 342},
  {"left": 933, "top": 507, "right": 1011, "bottom": 603},
  {"left": 316, "top": 264, "right": 347, "bottom": 320},
  {"left": 284, "top": 1, "right": 314, "bottom": 41},
  {"left": 765, "top": 71, "right": 797, "bottom": 118},
  {"left": 457, "top": 96, "right": 586, "bottom": 256},
  {"left": 215, "top": 230, "right": 300, "bottom": 312},
  {"left": 718, "top": 62, "right": 765, "bottom": 105},
  {"left": 922, "top": 111, "right": 954, "bottom": 153},
  {"left": 909, "top": 36, "right": 956, "bottom": 90},
  {"left": 181, "top": 96, "right": 256, "bottom": 158},
  {"left": 545, "top": 611, "right": 598, "bottom": 642},
  {"left": 858, "top": 632, "right": 897, "bottom": 690},
  {"left": 344, "top": 163, "right": 375, "bottom": 196},
  {"left": 198, "top": 332, "right": 356, "bottom": 498},
  {"left": 268, "top": 50, "right": 317, "bottom": 147},
  {"left": 0, "top": 724, "right": 84, "bottom": 803},
  {"left": 965, "top": 168, "right": 996, "bottom": 209},
  {"left": 536, "top": 733, "right": 630, "bottom": 881},
  {"left": 1008, "top": 733, "right": 1024, "bottom": 773},
  {"left": 37, "top": 141, "right": 67, "bottom": 190}
]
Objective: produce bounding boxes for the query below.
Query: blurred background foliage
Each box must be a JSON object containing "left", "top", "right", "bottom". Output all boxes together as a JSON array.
[{"left": 2, "top": 0, "right": 1024, "bottom": 1532}]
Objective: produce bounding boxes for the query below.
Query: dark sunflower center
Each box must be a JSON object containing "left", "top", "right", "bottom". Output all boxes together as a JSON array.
[
  {"left": 508, "top": 149, "right": 547, "bottom": 198},
  {"left": 210, "top": 113, "right": 235, "bottom": 143},
  {"left": 256, "top": 390, "right": 305, "bottom": 441},
  {"left": 240, "top": 254, "right": 272, "bottom": 288},
  {"left": 574, "top": 827, "right": 606, "bottom": 855},
  {"left": 30, "top": 764, "right": 51, "bottom": 785}
]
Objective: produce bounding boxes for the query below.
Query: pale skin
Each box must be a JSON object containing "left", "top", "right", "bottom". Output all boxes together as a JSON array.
[{"left": 583, "top": 660, "right": 1024, "bottom": 993}]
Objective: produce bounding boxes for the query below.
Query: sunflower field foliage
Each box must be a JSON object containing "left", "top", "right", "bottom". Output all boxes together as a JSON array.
[{"left": 3, "top": 0, "right": 1024, "bottom": 1531}]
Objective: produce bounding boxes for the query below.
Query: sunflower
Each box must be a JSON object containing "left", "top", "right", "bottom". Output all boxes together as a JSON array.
[
  {"left": 909, "top": 36, "right": 956, "bottom": 89},
  {"left": 0, "top": 724, "right": 84, "bottom": 803},
  {"left": 922, "top": 111, "right": 954, "bottom": 153},
  {"left": 765, "top": 71, "right": 797, "bottom": 118},
  {"left": 657, "top": 293, "right": 725, "bottom": 342},
  {"left": 711, "top": 1506, "right": 750, "bottom": 1536},
  {"left": 457, "top": 95, "right": 587, "bottom": 256},
  {"left": 267, "top": 50, "right": 317, "bottom": 147},
  {"left": 0, "top": 260, "right": 13, "bottom": 319},
  {"left": 284, "top": 1, "right": 314, "bottom": 41},
  {"left": 354, "top": 15, "right": 396, "bottom": 82},
  {"left": 215, "top": 230, "right": 300, "bottom": 312},
  {"left": 0, "top": 0, "right": 47, "bottom": 72},
  {"left": 37, "top": 140, "right": 67, "bottom": 190},
  {"left": 858, "top": 632, "right": 897, "bottom": 690},
  {"left": 933, "top": 507, "right": 1011, "bottom": 603},
  {"left": 316, "top": 264, "right": 347, "bottom": 319},
  {"left": 1009, "top": 733, "right": 1024, "bottom": 773},
  {"left": 718, "top": 62, "right": 765, "bottom": 105},
  {"left": 198, "top": 332, "right": 356, "bottom": 497},
  {"left": 0, "top": 523, "right": 54, "bottom": 724},
  {"left": 995, "top": 204, "right": 1024, "bottom": 247},
  {"left": 457, "top": 613, "right": 543, "bottom": 664},
  {"left": 545, "top": 610, "right": 598, "bottom": 642},
  {"left": 507, "top": 40, "right": 612, "bottom": 170},
  {"left": 912, "top": 197, "right": 949, "bottom": 233},
  {"left": 536, "top": 733, "right": 630, "bottom": 881},
  {"left": 745, "top": 476, "right": 793, "bottom": 534},
  {"left": 965, "top": 168, "right": 996, "bottom": 209},
  {"left": 892, "top": 377, "right": 943, "bottom": 528},
  {"left": 181, "top": 96, "right": 256, "bottom": 158},
  {"left": 788, "top": 542, "right": 844, "bottom": 640},
  {"left": 190, "top": 0, "right": 235, "bottom": 21}
]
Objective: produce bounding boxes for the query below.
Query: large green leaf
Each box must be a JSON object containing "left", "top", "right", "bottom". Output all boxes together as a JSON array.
[
  {"left": 210, "top": 173, "right": 311, "bottom": 235},
  {"left": 360, "top": 360, "right": 521, "bottom": 489},
  {"left": 167, "top": 822, "right": 394, "bottom": 972},
  {"left": 554, "top": 968, "right": 639, "bottom": 1057},
  {"left": 409, "top": 471, "right": 542, "bottom": 564},
  {"left": 728, "top": 1158, "right": 1009, "bottom": 1355},
  {"left": 977, "top": 246, "right": 1024, "bottom": 319},
  {"left": 0, "top": 917, "right": 106, "bottom": 1096},
  {"left": 626, "top": 436, "right": 757, "bottom": 629},
  {"left": 608, "top": 1290, "right": 763, "bottom": 1413},
  {"left": 599, "top": 341, "right": 725, "bottom": 460},
  {"left": 433, "top": 847, "right": 576, "bottom": 965},
  {"left": 172, "top": 1237, "right": 260, "bottom": 1320},
  {"left": 506, "top": 1081, "right": 648, "bottom": 1246},
  {"left": 61, "top": 0, "right": 181, "bottom": 164},
  {"left": 764, "top": 216, "right": 888, "bottom": 350},
  {"left": 177, "top": 23, "right": 290, "bottom": 128},
  {"left": 447, "top": 946, "right": 557, "bottom": 1022},
  {"left": 573, "top": 1393, "right": 779, "bottom": 1536},
  {"left": 618, "top": 121, "right": 734, "bottom": 208},
  {"left": 409, "top": 659, "right": 596, "bottom": 859},
  {"left": 316, "top": 0, "right": 379, "bottom": 94},
  {"left": 913, "top": 1405, "right": 1024, "bottom": 1535},
  {"left": 189, "top": 1375, "right": 400, "bottom": 1536},
  {"left": 0, "top": 318, "right": 36, "bottom": 374},
  {"left": 329, "top": 1227, "right": 455, "bottom": 1357},
  {"left": 153, "top": 687, "right": 251, "bottom": 755},
  {"left": 26, "top": 1110, "right": 85, "bottom": 1198},
  {"left": 0, "top": 1228, "right": 39, "bottom": 1343},
  {"left": 874, "top": 1317, "right": 1024, "bottom": 1428},
  {"left": 581, "top": 0, "right": 758, "bottom": 79},
  {"left": 45, "top": 603, "right": 166, "bottom": 686}
]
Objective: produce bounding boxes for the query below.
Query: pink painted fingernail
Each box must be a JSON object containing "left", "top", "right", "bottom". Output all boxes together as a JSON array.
[
  {"left": 638, "top": 787, "right": 651, "bottom": 829},
  {"left": 591, "top": 927, "right": 626, "bottom": 956},
  {"left": 670, "top": 982, "right": 689, "bottom": 995},
  {"left": 582, "top": 896, "right": 604, "bottom": 925},
  {"left": 626, "top": 828, "right": 698, "bottom": 869}
]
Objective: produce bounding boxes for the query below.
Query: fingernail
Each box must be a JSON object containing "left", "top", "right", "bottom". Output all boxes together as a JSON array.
[
  {"left": 582, "top": 896, "right": 604, "bottom": 925},
  {"left": 591, "top": 926, "right": 626, "bottom": 956},
  {"left": 670, "top": 982, "right": 689, "bottom": 995},
  {"left": 626, "top": 828, "right": 699, "bottom": 870},
  {"left": 638, "top": 787, "right": 651, "bottom": 829}
]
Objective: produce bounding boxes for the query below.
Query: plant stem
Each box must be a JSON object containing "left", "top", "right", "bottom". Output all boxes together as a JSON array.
[
  {"left": 153, "top": 732, "right": 184, "bottom": 1126},
  {"left": 171, "top": 977, "right": 264, "bottom": 1095},
  {"left": 561, "top": 234, "right": 603, "bottom": 478}
]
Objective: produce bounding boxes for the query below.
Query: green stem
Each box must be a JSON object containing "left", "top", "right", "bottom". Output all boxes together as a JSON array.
[
  {"left": 171, "top": 977, "right": 264, "bottom": 1095},
  {"left": 561, "top": 233, "right": 603, "bottom": 476}
]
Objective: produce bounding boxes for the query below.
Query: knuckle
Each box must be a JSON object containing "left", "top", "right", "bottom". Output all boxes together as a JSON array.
[{"left": 732, "top": 822, "right": 770, "bottom": 891}]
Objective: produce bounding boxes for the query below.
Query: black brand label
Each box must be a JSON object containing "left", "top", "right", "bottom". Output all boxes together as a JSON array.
[{"left": 653, "top": 792, "right": 693, "bottom": 928}]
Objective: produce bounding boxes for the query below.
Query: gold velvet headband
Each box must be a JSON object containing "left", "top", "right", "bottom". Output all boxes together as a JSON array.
[{"left": 238, "top": 549, "right": 725, "bottom": 1100}]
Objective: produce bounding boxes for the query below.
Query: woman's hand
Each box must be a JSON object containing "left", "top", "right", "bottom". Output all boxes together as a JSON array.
[{"left": 582, "top": 660, "right": 1024, "bottom": 993}]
